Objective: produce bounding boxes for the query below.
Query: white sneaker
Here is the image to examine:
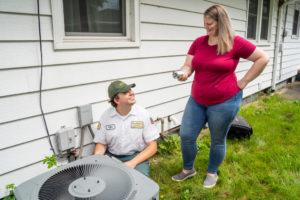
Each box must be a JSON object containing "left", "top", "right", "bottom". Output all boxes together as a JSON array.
[{"left": 203, "top": 175, "right": 218, "bottom": 188}]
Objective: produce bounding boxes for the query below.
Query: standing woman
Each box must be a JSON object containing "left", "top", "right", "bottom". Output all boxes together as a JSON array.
[{"left": 171, "top": 5, "right": 269, "bottom": 188}]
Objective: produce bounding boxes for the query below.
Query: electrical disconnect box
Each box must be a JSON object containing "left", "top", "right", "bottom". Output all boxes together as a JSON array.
[
  {"left": 56, "top": 127, "right": 76, "bottom": 154},
  {"left": 77, "top": 104, "right": 93, "bottom": 127}
]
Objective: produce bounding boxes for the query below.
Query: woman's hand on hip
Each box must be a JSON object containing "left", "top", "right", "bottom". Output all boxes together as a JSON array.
[
  {"left": 237, "top": 79, "right": 248, "bottom": 90},
  {"left": 239, "top": 48, "right": 269, "bottom": 88}
]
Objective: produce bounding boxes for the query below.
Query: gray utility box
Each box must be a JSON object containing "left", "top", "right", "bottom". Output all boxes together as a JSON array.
[
  {"left": 56, "top": 127, "right": 75, "bottom": 153},
  {"left": 77, "top": 104, "right": 93, "bottom": 127}
]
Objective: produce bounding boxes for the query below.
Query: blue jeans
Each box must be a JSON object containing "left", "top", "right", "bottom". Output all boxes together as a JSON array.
[{"left": 180, "top": 90, "right": 243, "bottom": 174}]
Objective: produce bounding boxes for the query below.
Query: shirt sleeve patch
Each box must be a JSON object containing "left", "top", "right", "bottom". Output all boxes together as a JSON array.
[
  {"left": 150, "top": 117, "right": 155, "bottom": 125},
  {"left": 97, "top": 122, "right": 101, "bottom": 130}
]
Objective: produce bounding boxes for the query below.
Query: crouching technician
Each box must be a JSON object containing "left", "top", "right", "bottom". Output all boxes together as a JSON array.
[{"left": 94, "top": 80, "right": 159, "bottom": 177}]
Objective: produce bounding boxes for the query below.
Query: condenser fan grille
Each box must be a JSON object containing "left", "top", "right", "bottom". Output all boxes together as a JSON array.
[{"left": 38, "top": 163, "right": 133, "bottom": 200}]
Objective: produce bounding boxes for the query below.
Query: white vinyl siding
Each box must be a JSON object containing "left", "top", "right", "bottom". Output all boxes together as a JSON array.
[{"left": 277, "top": 3, "right": 300, "bottom": 81}]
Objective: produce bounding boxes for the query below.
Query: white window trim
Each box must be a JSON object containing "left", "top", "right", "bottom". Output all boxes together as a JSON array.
[
  {"left": 246, "top": 0, "right": 274, "bottom": 46},
  {"left": 291, "top": 8, "right": 300, "bottom": 38},
  {"left": 51, "top": 0, "right": 140, "bottom": 50}
]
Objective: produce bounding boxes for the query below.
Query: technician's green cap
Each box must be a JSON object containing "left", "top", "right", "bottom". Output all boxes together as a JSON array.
[{"left": 108, "top": 80, "right": 136, "bottom": 98}]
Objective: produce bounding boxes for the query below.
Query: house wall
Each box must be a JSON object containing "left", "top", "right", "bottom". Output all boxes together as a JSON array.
[
  {"left": 279, "top": 3, "right": 300, "bottom": 81},
  {"left": 0, "top": 0, "right": 299, "bottom": 198}
]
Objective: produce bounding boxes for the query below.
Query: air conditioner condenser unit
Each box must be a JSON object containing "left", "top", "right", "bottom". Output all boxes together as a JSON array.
[{"left": 14, "top": 154, "right": 159, "bottom": 200}]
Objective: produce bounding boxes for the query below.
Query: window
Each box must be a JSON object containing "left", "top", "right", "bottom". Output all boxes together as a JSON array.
[
  {"left": 247, "top": 0, "right": 258, "bottom": 39},
  {"left": 292, "top": 9, "right": 299, "bottom": 36},
  {"left": 260, "top": 0, "right": 271, "bottom": 39},
  {"left": 247, "top": 0, "right": 273, "bottom": 43},
  {"left": 51, "top": 0, "right": 140, "bottom": 49},
  {"left": 63, "top": 0, "right": 126, "bottom": 36}
]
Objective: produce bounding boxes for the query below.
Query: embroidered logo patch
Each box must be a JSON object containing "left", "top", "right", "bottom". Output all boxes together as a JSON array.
[
  {"left": 131, "top": 121, "right": 144, "bottom": 129},
  {"left": 97, "top": 122, "right": 101, "bottom": 130},
  {"left": 106, "top": 124, "right": 116, "bottom": 130}
]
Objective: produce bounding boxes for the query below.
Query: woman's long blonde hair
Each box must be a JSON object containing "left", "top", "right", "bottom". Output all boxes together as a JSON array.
[{"left": 204, "top": 5, "right": 235, "bottom": 55}]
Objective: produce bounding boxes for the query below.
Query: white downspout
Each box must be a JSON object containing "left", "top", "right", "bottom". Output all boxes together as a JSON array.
[{"left": 272, "top": 0, "right": 297, "bottom": 90}]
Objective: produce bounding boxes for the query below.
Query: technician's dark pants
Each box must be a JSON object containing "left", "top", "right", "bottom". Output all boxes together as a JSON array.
[{"left": 106, "top": 151, "right": 149, "bottom": 177}]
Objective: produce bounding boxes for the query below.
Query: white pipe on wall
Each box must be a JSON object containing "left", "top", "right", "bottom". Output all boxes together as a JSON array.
[{"left": 168, "top": 115, "right": 179, "bottom": 126}]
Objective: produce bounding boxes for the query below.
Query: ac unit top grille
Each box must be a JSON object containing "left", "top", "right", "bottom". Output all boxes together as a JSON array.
[
  {"left": 15, "top": 155, "right": 159, "bottom": 200},
  {"left": 38, "top": 163, "right": 133, "bottom": 200}
]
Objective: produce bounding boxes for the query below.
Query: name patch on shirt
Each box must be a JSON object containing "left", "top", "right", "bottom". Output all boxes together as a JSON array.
[
  {"left": 131, "top": 121, "right": 144, "bottom": 129},
  {"left": 106, "top": 124, "right": 116, "bottom": 130}
]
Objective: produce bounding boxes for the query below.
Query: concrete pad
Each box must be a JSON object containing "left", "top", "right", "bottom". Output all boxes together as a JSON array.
[{"left": 277, "top": 81, "right": 300, "bottom": 101}]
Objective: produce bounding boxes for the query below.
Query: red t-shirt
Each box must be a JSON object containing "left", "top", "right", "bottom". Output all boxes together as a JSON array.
[{"left": 188, "top": 35, "right": 256, "bottom": 105}]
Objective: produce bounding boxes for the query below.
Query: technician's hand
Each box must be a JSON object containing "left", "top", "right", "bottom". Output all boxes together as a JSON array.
[
  {"left": 124, "top": 160, "right": 137, "bottom": 168},
  {"left": 237, "top": 79, "right": 248, "bottom": 90}
]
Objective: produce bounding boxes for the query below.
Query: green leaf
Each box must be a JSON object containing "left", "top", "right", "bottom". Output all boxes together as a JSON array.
[{"left": 43, "top": 154, "right": 57, "bottom": 169}]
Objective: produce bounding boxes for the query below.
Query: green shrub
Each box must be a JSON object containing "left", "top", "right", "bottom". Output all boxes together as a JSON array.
[
  {"left": 157, "top": 135, "right": 180, "bottom": 155},
  {"left": 3, "top": 184, "right": 16, "bottom": 200}
]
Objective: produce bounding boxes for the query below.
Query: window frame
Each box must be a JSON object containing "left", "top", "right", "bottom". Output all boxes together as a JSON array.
[
  {"left": 246, "top": 0, "right": 274, "bottom": 45},
  {"left": 51, "top": 0, "right": 140, "bottom": 49}
]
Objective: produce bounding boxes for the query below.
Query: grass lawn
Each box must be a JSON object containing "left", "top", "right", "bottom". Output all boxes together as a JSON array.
[{"left": 150, "top": 94, "right": 300, "bottom": 200}]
